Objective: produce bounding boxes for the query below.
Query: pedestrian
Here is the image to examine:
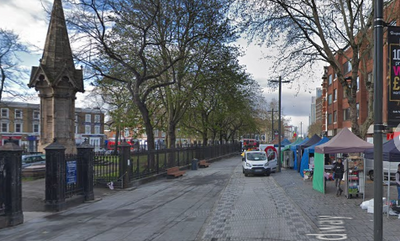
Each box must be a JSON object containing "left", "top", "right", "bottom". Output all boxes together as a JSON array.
[
  {"left": 333, "top": 158, "right": 344, "bottom": 197},
  {"left": 396, "top": 164, "right": 400, "bottom": 203}
]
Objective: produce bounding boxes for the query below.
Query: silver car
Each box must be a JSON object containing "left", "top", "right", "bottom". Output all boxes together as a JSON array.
[{"left": 21, "top": 154, "right": 46, "bottom": 168}]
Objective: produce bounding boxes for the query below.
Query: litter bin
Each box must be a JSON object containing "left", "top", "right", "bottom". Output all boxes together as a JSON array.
[{"left": 191, "top": 159, "right": 199, "bottom": 170}]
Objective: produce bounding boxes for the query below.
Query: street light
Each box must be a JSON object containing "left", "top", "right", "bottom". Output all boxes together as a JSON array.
[
  {"left": 373, "top": 0, "right": 384, "bottom": 239},
  {"left": 270, "top": 76, "right": 290, "bottom": 172},
  {"left": 267, "top": 109, "right": 277, "bottom": 142}
]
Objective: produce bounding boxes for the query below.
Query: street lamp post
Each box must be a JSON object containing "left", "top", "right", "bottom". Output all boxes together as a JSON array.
[
  {"left": 271, "top": 76, "right": 290, "bottom": 172},
  {"left": 267, "top": 109, "right": 277, "bottom": 142},
  {"left": 373, "top": 0, "right": 384, "bottom": 239}
]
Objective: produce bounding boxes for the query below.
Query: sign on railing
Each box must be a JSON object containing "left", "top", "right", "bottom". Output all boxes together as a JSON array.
[{"left": 66, "top": 160, "right": 77, "bottom": 185}]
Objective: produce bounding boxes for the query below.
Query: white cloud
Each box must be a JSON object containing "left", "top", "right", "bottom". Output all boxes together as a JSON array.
[{"left": 236, "top": 38, "right": 323, "bottom": 134}]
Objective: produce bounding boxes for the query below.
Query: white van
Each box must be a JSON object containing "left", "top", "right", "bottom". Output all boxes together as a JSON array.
[
  {"left": 365, "top": 158, "right": 400, "bottom": 181},
  {"left": 242, "top": 150, "right": 277, "bottom": 176}
]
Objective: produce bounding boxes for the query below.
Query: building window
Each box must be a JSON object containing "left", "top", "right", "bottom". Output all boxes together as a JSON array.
[
  {"left": 33, "top": 123, "right": 40, "bottom": 133},
  {"left": 85, "top": 114, "right": 91, "bottom": 123},
  {"left": 356, "top": 76, "right": 360, "bottom": 91},
  {"left": 343, "top": 61, "right": 352, "bottom": 74},
  {"left": 94, "top": 115, "right": 100, "bottom": 123},
  {"left": 1, "top": 122, "right": 8, "bottom": 132},
  {"left": 333, "top": 89, "right": 337, "bottom": 102},
  {"left": 33, "top": 110, "right": 40, "bottom": 120},
  {"left": 75, "top": 114, "right": 78, "bottom": 123},
  {"left": 328, "top": 114, "right": 333, "bottom": 124},
  {"left": 367, "top": 72, "right": 373, "bottom": 83},
  {"left": 334, "top": 111, "right": 337, "bottom": 123},
  {"left": 356, "top": 103, "right": 359, "bottom": 119},
  {"left": 328, "top": 75, "right": 332, "bottom": 85},
  {"left": 15, "top": 123, "right": 22, "bottom": 133},
  {"left": 343, "top": 108, "right": 350, "bottom": 121},
  {"left": 328, "top": 94, "right": 332, "bottom": 105},
  {"left": 15, "top": 109, "right": 23, "bottom": 119},
  {"left": 85, "top": 125, "right": 91, "bottom": 134},
  {"left": 1, "top": 108, "right": 9, "bottom": 118},
  {"left": 94, "top": 126, "right": 101, "bottom": 134},
  {"left": 343, "top": 88, "right": 347, "bottom": 99},
  {"left": 75, "top": 124, "right": 78, "bottom": 134}
]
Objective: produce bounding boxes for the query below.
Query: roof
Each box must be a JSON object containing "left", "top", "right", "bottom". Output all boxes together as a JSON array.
[
  {"left": 364, "top": 138, "right": 400, "bottom": 161},
  {"left": 315, "top": 128, "right": 373, "bottom": 154}
]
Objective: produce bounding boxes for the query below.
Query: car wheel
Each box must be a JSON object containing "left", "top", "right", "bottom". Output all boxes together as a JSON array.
[
  {"left": 369, "top": 170, "right": 374, "bottom": 181},
  {"left": 242, "top": 167, "right": 245, "bottom": 174},
  {"left": 265, "top": 169, "right": 271, "bottom": 176},
  {"left": 244, "top": 173, "right": 248, "bottom": 177}
]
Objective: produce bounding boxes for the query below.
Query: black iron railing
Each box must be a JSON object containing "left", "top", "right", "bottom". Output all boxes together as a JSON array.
[{"left": 0, "top": 157, "right": 5, "bottom": 216}]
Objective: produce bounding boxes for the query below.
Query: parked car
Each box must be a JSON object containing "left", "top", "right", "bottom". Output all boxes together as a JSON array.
[
  {"left": 21, "top": 154, "right": 46, "bottom": 168},
  {"left": 364, "top": 158, "right": 400, "bottom": 181},
  {"left": 105, "top": 150, "right": 119, "bottom": 155},
  {"left": 95, "top": 148, "right": 107, "bottom": 154},
  {"left": 242, "top": 150, "right": 277, "bottom": 176}
]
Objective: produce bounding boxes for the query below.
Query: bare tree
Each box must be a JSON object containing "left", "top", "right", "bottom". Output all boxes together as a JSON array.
[
  {"left": 0, "top": 28, "right": 28, "bottom": 102},
  {"left": 236, "top": 0, "right": 385, "bottom": 138}
]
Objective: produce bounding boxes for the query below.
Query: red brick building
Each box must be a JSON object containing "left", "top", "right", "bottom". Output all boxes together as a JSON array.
[{"left": 321, "top": 0, "right": 400, "bottom": 137}]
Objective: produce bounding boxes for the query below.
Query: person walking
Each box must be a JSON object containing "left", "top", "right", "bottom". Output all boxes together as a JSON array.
[
  {"left": 333, "top": 158, "right": 344, "bottom": 197},
  {"left": 396, "top": 164, "right": 400, "bottom": 203}
]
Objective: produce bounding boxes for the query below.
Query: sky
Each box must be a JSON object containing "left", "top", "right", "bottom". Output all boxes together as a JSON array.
[{"left": 0, "top": 0, "right": 323, "bottom": 137}]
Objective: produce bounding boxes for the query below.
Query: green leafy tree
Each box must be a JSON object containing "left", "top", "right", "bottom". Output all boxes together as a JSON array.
[
  {"left": 236, "top": 0, "right": 387, "bottom": 138},
  {"left": 67, "top": 0, "right": 236, "bottom": 158}
]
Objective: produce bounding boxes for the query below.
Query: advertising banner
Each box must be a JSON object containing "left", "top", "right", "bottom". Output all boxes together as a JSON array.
[{"left": 388, "top": 26, "right": 400, "bottom": 127}]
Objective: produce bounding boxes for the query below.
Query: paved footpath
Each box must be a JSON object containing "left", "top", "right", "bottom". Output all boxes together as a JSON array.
[{"left": 1, "top": 155, "right": 400, "bottom": 241}]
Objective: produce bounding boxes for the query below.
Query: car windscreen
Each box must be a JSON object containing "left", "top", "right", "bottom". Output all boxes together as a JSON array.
[{"left": 247, "top": 153, "right": 267, "bottom": 161}]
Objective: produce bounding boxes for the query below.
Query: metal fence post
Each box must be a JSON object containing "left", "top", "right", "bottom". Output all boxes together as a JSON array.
[
  {"left": 77, "top": 140, "right": 94, "bottom": 201},
  {"left": 119, "top": 141, "right": 131, "bottom": 189},
  {"left": 45, "top": 139, "right": 66, "bottom": 212},
  {"left": 0, "top": 142, "right": 23, "bottom": 228}
]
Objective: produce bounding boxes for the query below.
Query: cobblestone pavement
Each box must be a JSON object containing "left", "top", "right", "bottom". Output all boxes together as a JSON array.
[
  {"left": 199, "top": 165, "right": 318, "bottom": 241},
  {"left": 2, "top": 155, "right": 400, "bottom": 241},
  {"left": 273, "top": 168, "right": 400, "bottom": 241}
]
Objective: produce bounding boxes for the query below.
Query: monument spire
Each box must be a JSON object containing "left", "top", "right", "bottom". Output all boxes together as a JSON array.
[
  {"left": 41, "top": 0, "right": 74, "bottom": 73},
  {"left": 29, "top": 0, "right": 84, "bottom": 154},
  {"left": 29, "top": 0, "right": 83, "bottom": 91}
]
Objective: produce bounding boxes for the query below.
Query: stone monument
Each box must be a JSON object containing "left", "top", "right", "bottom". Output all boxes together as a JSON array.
[{"left": 29, "top": 0, "right": 84, "bottom": 154}]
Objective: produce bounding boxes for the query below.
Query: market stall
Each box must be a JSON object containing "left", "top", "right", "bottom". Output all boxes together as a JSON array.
[
  {"left": 300, "top": 137, "right": 330, "bottom": 177},
  {"left": 281, "top": 137, "right": 303, "bottom": 168},
  {"left": 344, "top": 156, "right": 365, "bottom": 199},
  {"left": 313, "top": 128, "right": 373, "bottom": 194},
  {"left": 296, "top": 134, "right": 321, "bottom": 173},
  {"left": 363, "top": 138, "right": 400, "bottom": 203},
  {"left": 291, "top": 137, "right": 309, "bottom": 171}
]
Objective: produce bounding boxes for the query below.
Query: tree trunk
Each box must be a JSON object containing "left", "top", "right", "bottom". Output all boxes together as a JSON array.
[
  {"left": 167, "top": 121, "right": 177, "bottom": 166},
  {"left": 202, "top": 134, "right": 208, "bottom": 146},
  {"left": 114, "top": 127, "right": 120, "bottom": 154},
  {"left": 135, "top": 98, "right": 155, "bottom": 169}
]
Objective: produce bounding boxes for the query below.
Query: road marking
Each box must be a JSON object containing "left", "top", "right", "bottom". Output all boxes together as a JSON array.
[{"left": 307, "top": 216, "right": 352, "bottom": 240}]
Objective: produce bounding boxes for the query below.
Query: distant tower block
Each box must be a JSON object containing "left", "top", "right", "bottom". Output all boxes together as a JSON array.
[{"left": 29, "top": 0, "right": 84, "bottom": 154}]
